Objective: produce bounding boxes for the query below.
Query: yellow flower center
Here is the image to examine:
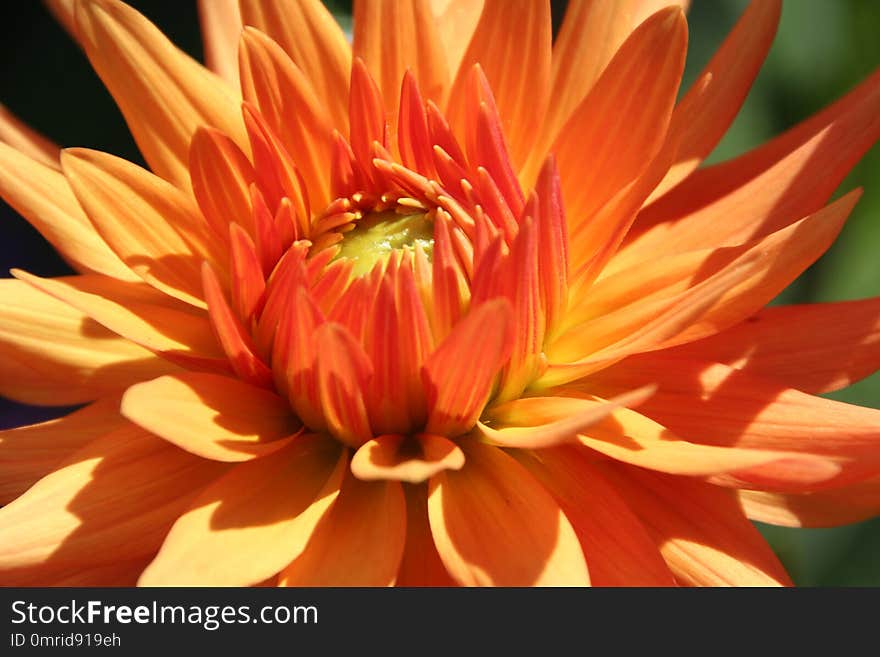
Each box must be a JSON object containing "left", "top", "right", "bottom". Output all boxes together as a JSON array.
[{"left": 336, "top": 210, "right": 434, "bottom": 277}]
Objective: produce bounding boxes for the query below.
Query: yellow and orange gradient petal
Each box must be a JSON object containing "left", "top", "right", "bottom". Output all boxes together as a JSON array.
[{"left": 0, "top": 0, "right": 878, "bottom": 587}]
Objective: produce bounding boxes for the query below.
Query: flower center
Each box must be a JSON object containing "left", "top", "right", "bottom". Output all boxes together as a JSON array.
[{"left": 336, "top": 209, "right": 434, "bottom": 277}]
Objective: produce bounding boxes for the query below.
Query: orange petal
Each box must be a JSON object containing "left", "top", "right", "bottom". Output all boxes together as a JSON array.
[
  {"left": 549, "top": 192, "right": 860, "bottom": 382},
  {"left": 0, "top": 396, "right": 126, "bottom": 504},
  {"left": 739, "top": 478, "right": 880, "bottom": 529},
  {"left": 586, "top": 357, "right": 880, "bottom": 492},
  {"left": 0, "top": 278, "right": 177, "bottom": 406},
  {"left": 354, "top": 0, "right": 449, "bottom": 124},
  {"left": 139, "top": 434, "right": 346, "bottom": 586},
  {"left": 351, "top": 433, "right": 465, "bottom": 484},
  {"left": 625, "top": 67, "right": 880, "bottom": 259},
  {"left": 650, "top": 0, "right": 781, "bottom": 200},
  {"left": 279, "top": 473, "right": 407, "bottom": 586},
  {"left": 121, "top": 372, "right": 299, "bottom": 462},
  {"left": 202, "top": 263, "right": 274, "bottom": 388},
  {"left": 228, "top": 222, "right": 266, "bottom": 322},
  {"left": 189, "top": 126, "right": 256, "bottom": 243},
  {"left": 74, "top": 0, "right": 246, "bottom": 189},
  {"left": 197, "top": 0, "right": 241, "bottom": 88},
  {"left": 0, "top": 103, "right": 60, "bottom": 169},
  {"left": 576, "top": 404, "right": 839, "bottom": 484},
  {"left": 396, "top": 483, "right": 457, "bottom": 586},
  {"left": 428, "top": 439, "right": 589, "bottom": 586},
  {"left": 515, "top": 446, "right": 676, "bottom": 586},
  {"left": 547, "top": 8, "right": 687, "bottom": 225},
  {"left": 658, "top": 298, "right": 880, "bottom": 394},
  {"left": 239, "top": 27, "right": 333, "bottom": 207},
  {"left": 479, "top": 388, "right": 655, "bottom": 449},
  {"left": 314, "top": 322, "right": 374, "bottom": 447},
  {"left": 429, "top": 0, "right": 483, "bottom": 79},
  {"left": 534, "top": 0, "right": 638, "bottom": 173},
  {"left": 422, "top": 299, "right": 514, "bottom": 436},
  {"left": 596, "top": 463, "right": 791, "bottom": 586},
  {"left": 238, "top": 0, "right": 351, "bottom": 132},
  {"left": 0, "top": 426, "right": 226, "bottom": 582},
  {"left": 0, "top": 142, "right": 134, "bottom": 280},
  {"left": 632, "top": 0, "right": 690, "bottom": 27},
  {"left": 448, "top": 1, "right": 551, "bottom": 168},
  {"left": 363, "top": 266, "right": 432, "bottom": 434},
  {"left": 62, "top": 148, "right": 227, "bottom": 308},
  {"left": 12, "top": 271, "right": 225, "bottom": 368}
]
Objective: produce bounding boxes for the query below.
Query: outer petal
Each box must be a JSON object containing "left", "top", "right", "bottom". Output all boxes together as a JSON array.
[
  {"left": 0, "top": 396, "right": 126, "bottom": 504},
  {"left": 739, "top": 478, "right": 880, "bottom": 528},
  {"left": 197, "top": 0, "right": 242, "bottom": 88},
  {"left": 0, "top": 278, "right": 177, "bottom": 406},
  {"left": 396, "top": 483, "right": 457, "bottom": 586},
  {"left": 658, "top": 298, "right": 880, "bottom": 394},
  {"left": 447, "top": 1, "right": 551, "bottom": 168},
  {"left": 515, "top": 446, "right": 676, "bottom": 587},
  {"left": 62, "top": 148, "right": 227, "bottom": 308},
  {"left": 544, "top": 8, "right": 687, "bottom": 223},
  {"left": 279, "top": 473, "right": 407, "bottom": 586},
  {"left": 350, "top": 433, "right": 465, "bottom": 484},
  {"left": 586, "top": 357, "right": 880, "bottom": 492},
  {"left": 238, "top": 0, "right": 351, "bottom": 132},
  {"left": 354, "top": 0, "right": 449, "bottom": 117},
  {"left": 549, "top": 192, "right": 859, "bottom": 380},
  {"left": 651, "top": 0, "right": 781, "bottom": 199},
  {"left": 429, "top": 0, "right": 483, "bottom": 80},
  {"left": 0, "top": 103, "right": 60, "bottom": 168},
  {"left": 121, "top": 372, "right": 300, "bottom": 462},
  {"left": 535, "top": 0, "right": 638, "bottom": 170},
  {"left": 139, "top": 434, "right": 346, "bottom": 586},
  {"left": 74, "top": 0, "right": 247, "bottom": 189},
  {"left": 624, "top": 68, "right": 880, "bottom": 259},
  {"left": 596, "top": 463, "right": 792, "bottom": 586},
  {"left": 427, "top": 439, "right": 590, "bottom": 586},
  {"left": 11, "top": 271, "right": 225, "bottom": 369},
  {"left": 0, "top": 426, "right": 227, "bottom": 584},
  {"left": 0, "top": 142, "right": 135, "bottom": 280}
]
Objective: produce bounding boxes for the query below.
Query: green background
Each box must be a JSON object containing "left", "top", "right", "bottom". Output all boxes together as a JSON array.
[{"left": 0, "top": 0, "right": 877, "bottom": 585}]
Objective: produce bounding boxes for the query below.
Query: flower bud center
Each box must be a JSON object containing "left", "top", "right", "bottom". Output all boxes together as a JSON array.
[{"left": 336, "top": 209, "right": 434, "bottom": 276}]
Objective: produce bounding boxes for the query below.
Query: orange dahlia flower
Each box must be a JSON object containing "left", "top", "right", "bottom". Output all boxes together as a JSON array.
[{"left": 0, "top": 0, "right": 878, "bottom": 587}]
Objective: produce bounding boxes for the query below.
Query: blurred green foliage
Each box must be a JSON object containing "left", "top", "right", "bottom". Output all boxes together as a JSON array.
[{"left": 0, "top": 0, "right": 877, "bottom": 585}]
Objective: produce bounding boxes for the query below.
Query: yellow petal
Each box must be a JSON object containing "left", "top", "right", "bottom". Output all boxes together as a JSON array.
[
  {"left": 0, "top": 103, "right": 60, "bottom": 168},
  {"left": 0, "top": 426, "right": 226, "bottom": 580},
  {"left": 279, "top": 473, "right": 406, "bottom": 586},
  {"left": 0, "top": 142, "right": 134, "bottom": 280},
  {"left": 62, "top": 148, "right": 228, "bottom": 308},
  {"left": 121, "top": 372, "right": 300, "bottom": 462},
  {"left": 429, "top": 0, "right": 483, "bottom": 80},
  {"left": 197, "top": 0, "right": 242, "bottom": 89},
  {"left": 0, "top": 279, "right": 177, "bottom": 405},
  {"left": 479, "top": 387, "right": 655, "bottom": 449},
  {"left": 0, "top": 396, "right": 126, "bottom": 504},
  {"left": 428, "top": 439, "right": 590, "bottom": 586},
  {"left": 74, "top": 0, "right": 246, "bottom": 189},
  {"left": 351, "top": 433, "right": 465, "bottom": 484},
  {"left": 12, "top": 271, "right": 224, "bottom": 367},
  {"left": 139, "top": 434, "right": 346, "bottom": 586}
]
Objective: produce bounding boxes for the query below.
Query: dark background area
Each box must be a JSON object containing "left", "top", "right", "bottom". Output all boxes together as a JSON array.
[{"left": 0, "top": 0, "right": 878, "bottom": 585}]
